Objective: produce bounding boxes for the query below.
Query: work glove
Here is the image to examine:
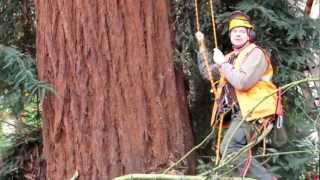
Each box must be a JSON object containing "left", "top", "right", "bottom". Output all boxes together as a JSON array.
[
  {"left": 195, "top": 31, "right": 204, "bottom": 43},
  {"left": 195, "top": 31, "right": 206, "bottom": 54},
  {"left": 195, "top": 31, "right": 220, "bottom": 80},
  {"left": 213, "top": 48, "right": 226, "bottom": 65},
  {"left": 195, "top": 31, "right": 210, "bottom": 78}
]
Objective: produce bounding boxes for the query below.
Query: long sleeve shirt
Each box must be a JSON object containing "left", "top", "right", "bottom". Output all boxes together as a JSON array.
[{"left": 221, "top": 47, "right": 268, "bottom": 91}]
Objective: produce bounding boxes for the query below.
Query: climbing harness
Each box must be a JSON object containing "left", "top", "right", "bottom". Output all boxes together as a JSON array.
[
  {"left": 240, "top": 117, "right": 273, "bottom": 177},
  {"left": 193, "top": 1, "right": 286, "bottom": 169},
  {"left": 194, "top": 0, "right": 218, "bottom": 95},
  {"left": 240, "top": 88, "right": 284, "bottom": 177},
  {"left": 275, "top": 89, "right": 284, "bottom": 128},
  {"left": 194, "top": 0, "right": 228, "bottom": 165}
]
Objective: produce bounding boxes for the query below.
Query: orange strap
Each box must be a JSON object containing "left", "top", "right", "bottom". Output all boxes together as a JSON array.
[
  {"left": 240, "top": 117, "right": 273, "bottom": 176},
  {"left": 210, "top": 75, "right": 227, "bottom": 126},
  {"left": 215, "top": 112, "right": 226, "bottom": 165}
]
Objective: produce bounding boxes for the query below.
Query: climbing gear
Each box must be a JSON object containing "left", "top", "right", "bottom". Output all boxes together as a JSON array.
[
  {"left": 240, "top": 116, "right": 273, "bottom": 177},
  {"left": 270, "top": 122, "right": 288, "bottom": 147},
  {"left": 224, "top": 45, "right": 284, "bottom": 175},
  {"left": 193, "top": 2, "right": 280, "bottom": 168},
  {"left": 213, "top": 48, "right": 226, "bottom": 65},
  {"left": 237, "top": 93, "right": 286, "bottom": 175},
  {"left": 194, "top": 0, "right": 221, "bottom": 122},
  {"left": 194, "top": 0, "right": 219, "bottom": 94},
  {"left": 229, "top": 18, "right": 253, "bottom": 31},
  {"left": 212, "top": 53, "right": 240, "bottom": 165},
  {"left": 228, "top": 11, "right": 254, "bottom": 31},
  {"left": 194, "top": 0, "right": 227, "bottom": 165},
  {"left": 215, "top": 112, "right": 226, "bottom": 164},
  {"left": 210, "top": 52, "right": 238, "bottom": 126},
  {"left": 228, "top": 11, "right": 256, "bottom": 42},
  {"left": 233, "top": 44, "right": 278, "bottom": 121},
  {"left": 209, "top": 0, "right": 218, "bottom": 48},
  {"left": 270, "top": 88, "right": 288, "bottom": 147},
  {"left": 276, "top": 116, "right": 283, "bottom": 129},
  {"left": 275, "top": 89, "right": 284, "bottom": 128}
]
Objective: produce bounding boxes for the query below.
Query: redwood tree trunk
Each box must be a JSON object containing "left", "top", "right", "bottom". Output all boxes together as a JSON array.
[{"left": 34, "top": 0, "right": 194, "bottom": 179}]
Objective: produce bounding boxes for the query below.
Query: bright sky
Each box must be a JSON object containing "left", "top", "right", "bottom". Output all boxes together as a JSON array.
[{"left": 309, "top": 0, "right": 319, "bottom": 18}]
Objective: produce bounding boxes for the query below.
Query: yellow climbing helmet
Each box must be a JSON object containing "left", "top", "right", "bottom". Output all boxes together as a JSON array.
[{"left": 228, "top": 11, "right": 254, "bottom": 31}]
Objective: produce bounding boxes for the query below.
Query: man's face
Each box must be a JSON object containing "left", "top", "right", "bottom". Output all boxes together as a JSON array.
[{"left": 230, "top": 27, "right": 250, "bottom": 47}]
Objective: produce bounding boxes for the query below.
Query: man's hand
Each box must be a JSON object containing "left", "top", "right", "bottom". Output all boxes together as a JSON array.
[
  {"left": 195, "top": 31, "right": 207, "bottom": 54},
  {"left": 195, "top": 31, "right": 204, "bottom": 42},
  {"left": 213, "top": 48, "right": 226, "bottom": 65}
]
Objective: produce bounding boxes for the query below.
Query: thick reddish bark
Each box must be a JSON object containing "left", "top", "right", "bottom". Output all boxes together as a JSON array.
[
  {"left": 304, "top": 0, "right": 314, "bottom": 15},
  {"left": 34, "top": 0, "right": 194, "bottom": 179}
]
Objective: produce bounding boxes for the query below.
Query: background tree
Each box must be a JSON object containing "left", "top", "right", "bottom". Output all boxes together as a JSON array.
[
  {"left": 0, "top": 0, "right": 318, "bottom": 179},
  {"left": 34, "top": 0, "right": 194, "bottom": 179},
  {"left": 0, "top": 0, "right": 47, "bottom": 179}
]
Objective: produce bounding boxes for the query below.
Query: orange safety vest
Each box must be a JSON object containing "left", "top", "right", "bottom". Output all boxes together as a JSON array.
[{"left": 230, "top": 43, "right": 278, "bottom": 121}]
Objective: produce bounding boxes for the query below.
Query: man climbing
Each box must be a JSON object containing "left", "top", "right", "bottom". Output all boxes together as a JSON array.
[{"left": 196, "top": 11, "right": 279, "bottom": 180}]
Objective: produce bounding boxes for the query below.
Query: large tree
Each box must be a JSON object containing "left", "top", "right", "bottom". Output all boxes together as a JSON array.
[{"left": 34, "top": 0, "right": 194, "bottom": 179}]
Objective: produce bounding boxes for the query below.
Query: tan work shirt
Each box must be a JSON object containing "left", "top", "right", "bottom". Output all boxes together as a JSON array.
[{"left": 220, "top": 47, "right": 268, "bottom": 91}]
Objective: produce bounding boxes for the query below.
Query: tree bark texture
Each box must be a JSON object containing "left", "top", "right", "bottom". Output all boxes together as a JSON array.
[{"left": 34, "top": 0, "right": 194, "bottom": 179}]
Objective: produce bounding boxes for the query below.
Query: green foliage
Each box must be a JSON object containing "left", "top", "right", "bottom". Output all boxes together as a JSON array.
[
  {"left": 172, "top": 0, "right": 213, "bottom": 148},
  {"left": 0, "top": 1, "right": 51, "bottom": 178},
  {"left": 0, "top": 44, "right": 52, "bottom": 178},
  {"left": 0, "top": 45, "right": 53, "bottom": 116},
  {"left": 0, "top": 45, "right": 51, "bottom": 178},
  {"left": 232, "top": 1, "right": 319, "bottom": 178},
  {"left": 0, "top": 0, "right": 36, "bottom": 55},
  {"left": 0, "top": 123, "right": 43, "bottom": 180},
  {"left": 172, "top": 0, "right": 319, "bottom": 179}
]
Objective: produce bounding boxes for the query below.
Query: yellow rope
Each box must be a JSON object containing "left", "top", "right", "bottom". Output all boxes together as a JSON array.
[
  {"left": 194, "top": 0, "right": 224, "bottom": 166},
  {"left": 210, "top": 75, "right": 226, "bottom": 126},
  {"left": 194, "top": 0, "right": 200, "bottom": 32},
  {"left": 209, "top": 0, "right": 218, "bottom": 48},
  {"left": 208, "top": 0, "right": 226, "bottom": 165},
  {"left": 215, "top": 112, "right": 225, "bottom": 165},
  {"left": 194, "top": 0, "right": 217, "bottom": 95}
]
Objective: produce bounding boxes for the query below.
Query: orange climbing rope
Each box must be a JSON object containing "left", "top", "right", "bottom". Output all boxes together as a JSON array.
[
  {"left": 194, "top": 0, "right": 226, "bottom": 165},
  {"left": 194, "top": 0, "right": 200, "bottom": 32},
  {"left": 209, "top": 0, "right": 218, "bottom": 48},
  {"left": 194, "top": 0, "right": 218, "bottom": 95}
]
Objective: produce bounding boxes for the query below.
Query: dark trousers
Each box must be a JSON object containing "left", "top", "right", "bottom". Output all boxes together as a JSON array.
[{"left": 220, "top": 114, "right": 273, "bottom": 180}]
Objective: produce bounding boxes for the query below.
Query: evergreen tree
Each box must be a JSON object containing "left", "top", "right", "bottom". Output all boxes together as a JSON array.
[
  {"left": 0, "top": 1, "right": 49, "bottom": 179},
  {"left": 173, "top": 0, "right": 319, "bottom": 179}
]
